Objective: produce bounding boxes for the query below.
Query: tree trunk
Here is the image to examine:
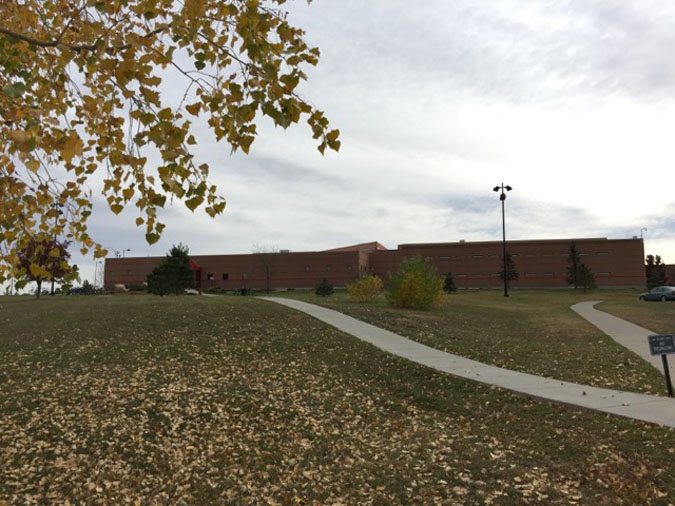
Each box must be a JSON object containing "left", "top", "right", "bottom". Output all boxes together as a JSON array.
[{"left": 36, "top": 279, "right": 42, "bottom": 299}]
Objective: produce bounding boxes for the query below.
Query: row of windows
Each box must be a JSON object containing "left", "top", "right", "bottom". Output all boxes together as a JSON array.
[
  {"left": 203, "top": 264, "right": 354, "bottom": 281},
  {"left": 121, "top": 259, "right": 612, "bottom": 278},
  {"left": 429, "top": 252, "right": 610, "bottom": 260},
  {"left": 121, "top": 263, "right": 355, "bottom": 279},
  {"left": 308, "top": 264, "right": 353, "bottom": 272},
  {"left": 454, "top": 271, "right": 613, "bottom": 278}
]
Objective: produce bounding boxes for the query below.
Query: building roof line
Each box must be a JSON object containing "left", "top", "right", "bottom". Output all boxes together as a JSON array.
[{"left": 396, "top": 237, "right": 642, "bottom": 249}]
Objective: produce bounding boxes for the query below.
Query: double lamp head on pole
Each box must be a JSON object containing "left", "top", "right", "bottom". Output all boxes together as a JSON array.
[{"left": 493, "top": 184, "right": 512, "bottom": 199}]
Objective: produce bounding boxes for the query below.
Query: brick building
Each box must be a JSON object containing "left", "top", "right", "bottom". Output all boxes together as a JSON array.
[{"left": 104, "top": 237, "right": 646, "bottom": 291}]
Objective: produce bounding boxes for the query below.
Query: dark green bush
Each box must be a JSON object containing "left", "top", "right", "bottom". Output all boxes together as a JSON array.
[
  {"left": 315, "top": 277, "right": 334, "bottom": 297},
  {"left": 147, "top": 244, "right": 194, "bottom": 296},
  {"left": 443, "top": 272, "right": 457, "bottom": 293}
]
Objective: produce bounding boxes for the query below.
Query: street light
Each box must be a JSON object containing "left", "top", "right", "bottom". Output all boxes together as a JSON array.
[
  {"left": 641, "top": 228, "right": 647, "bottom": 239},
  {"left": 103, "top": 246, "right": 129, "bottom": 258},
  {"left": 493, "top": 183, "right": 512, "bottom": 297}
]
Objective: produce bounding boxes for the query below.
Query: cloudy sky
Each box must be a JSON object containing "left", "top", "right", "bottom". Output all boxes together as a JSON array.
[{"left": 75, "top": 0, "right": 675, "bottom": 284}]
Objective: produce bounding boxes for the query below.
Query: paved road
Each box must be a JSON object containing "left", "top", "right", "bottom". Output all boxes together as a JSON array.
[
  {"left": 571, "top": 300, "right": 673, "bottom": 376},
  {"left": 260, "top": 297, "right": 675, "bottom": 428}
]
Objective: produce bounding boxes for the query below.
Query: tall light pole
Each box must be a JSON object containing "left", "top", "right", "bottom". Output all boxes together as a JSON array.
[
  {"left": 122, "top": 248, "right": 131, "bottom": 258},
  {"left": 50, "top": 202, "right": 64, "bottom": 295},
  {"left": 493, "top": 183, "right": 512, "bottom": 297},
  {"left": 641, "top": 228, "right": 647, "bottom": 239},
  {"left": 93, "top": 260, "right": 102, "bottom": 290}
]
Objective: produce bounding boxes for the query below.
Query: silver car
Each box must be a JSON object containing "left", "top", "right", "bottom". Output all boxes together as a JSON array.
[{"left": 639, "top": 286, "right": 675, "bottom": 302}]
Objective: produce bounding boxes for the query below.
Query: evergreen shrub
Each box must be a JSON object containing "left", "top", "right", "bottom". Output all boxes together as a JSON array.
[{"left": 315, "top": 277, "right": 334, "bottom": 297}]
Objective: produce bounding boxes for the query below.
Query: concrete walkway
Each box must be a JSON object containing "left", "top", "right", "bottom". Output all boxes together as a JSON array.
[
  {"left": 260, "top": 297, "right": 675, "bottom": 428},
  {"left": 571, "top": 300, "right": 673, "bottom": 376}
]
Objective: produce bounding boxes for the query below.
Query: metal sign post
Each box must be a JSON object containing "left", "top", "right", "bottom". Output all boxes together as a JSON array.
[{"left": 648, "top": 334, "right": 675, "bottom": 397}]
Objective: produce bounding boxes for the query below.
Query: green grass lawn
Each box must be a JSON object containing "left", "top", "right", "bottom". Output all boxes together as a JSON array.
[
  {"left": 1, "top": 294, "right": 675, "bottom": 504},
  {"left": 596, "top": 293, "right": 675, "bottom": 336},
  {"left": 275, "top": 288, "right": 667, "bottom": 394}
]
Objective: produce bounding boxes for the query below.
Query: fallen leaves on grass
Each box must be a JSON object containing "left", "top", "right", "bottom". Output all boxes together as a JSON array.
[{"left": 0, "top": 296, "right": 673, "bottom": 504}]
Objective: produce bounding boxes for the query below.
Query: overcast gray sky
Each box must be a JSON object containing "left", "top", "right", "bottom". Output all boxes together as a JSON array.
[{"left": 74, "top": 0, "right": 675, "bottom": 284}]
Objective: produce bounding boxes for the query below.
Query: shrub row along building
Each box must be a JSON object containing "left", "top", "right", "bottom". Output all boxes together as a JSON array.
[{"left": 104, "top": 237, "right": 648, "bottom": 291}]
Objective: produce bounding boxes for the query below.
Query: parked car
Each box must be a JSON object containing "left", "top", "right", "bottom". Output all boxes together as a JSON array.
[{"left": 639, "top": 286, "right": 675, "bottom": 302}]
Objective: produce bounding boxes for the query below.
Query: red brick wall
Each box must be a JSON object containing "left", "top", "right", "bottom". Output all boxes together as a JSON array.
[
  {"left": 193, "top": 251, "right": 360, "bottom": 291},
  {"left": 104, "top": 257, "right": 163, "bottom": 290},
  {"left": 104, "top": 251, "right": 361, "bottom": 291},
  {"left": 666, "top": 265, "right": 675, "bottom": 286},
  {"left": 369, "top": 238, "right": 645, "bottom": 288},
  {"left": 104, "top": 238, "right": 646, "bottom": 291}
]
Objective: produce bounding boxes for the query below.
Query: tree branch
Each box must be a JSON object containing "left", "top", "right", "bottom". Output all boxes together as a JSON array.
[{"left": 0, "top": 24, "right": 169, "bottom": 52}]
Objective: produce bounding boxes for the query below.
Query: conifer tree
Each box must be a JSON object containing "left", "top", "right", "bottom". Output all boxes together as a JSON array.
[
  {"left": 566, "top": 243, "right": 582, "bottom": 288},
  {"left": 443, "top": 272, "right": 457, "bottom": 293},
  {"left": 646, "top": 254, "right": 668, "bottom": 289},
  {"left": 579, "top": 263, "right": 596, "bottom": 293},
  {"left": 498, "top": 252, "right": 519, "bottom": 289},
  {"left": 315, "top": 277, "right": 334, "bottom": 297},
  {"left": 147, "top": 244, "right": 194, "bottom": 296}
]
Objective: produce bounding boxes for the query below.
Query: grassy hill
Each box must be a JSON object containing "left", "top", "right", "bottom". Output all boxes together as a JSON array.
[
  {"left": 276, "top": 288, "right": 671, "bottom": 394},
  {"left": 1, "top": 293, "right": 674, "bottom": 504}
]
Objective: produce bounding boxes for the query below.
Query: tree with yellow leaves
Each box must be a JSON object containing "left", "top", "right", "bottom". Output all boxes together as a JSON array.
[
  {"left": 17, "top": 236, "right": 73, "bottom": 298},
  {"left": 0, "top": 0, "right": 339, "bottom": 290}
]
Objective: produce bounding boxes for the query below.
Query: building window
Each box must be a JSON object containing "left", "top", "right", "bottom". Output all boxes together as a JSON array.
[
  {"left": 598, "top": 272, "right": 611, "bottom": 275},
  {"left": 472, "top": 255, "right": 483, "bottom": 259},
  {"left": 242, "top": 272, "right": 249, "bottom": 280},
  {"left": 542, "top": 253, "right": 553, "bottom": 257},
  {"left": 326, "top": 265, "right": 332, "bottom": 272},
  {"left": 304, "top": 265, "right": 310, "bottom": 273},
  {"left": 597, "top": 252, "right": 609, "bottom": 256},
  {"left": 544, "top": 272, "right": 554, "bottom": 276},
  {"left": 456, "top": 274, "right": 468, "bottom": 277},
  {"left": 346, "top": 264, "right": 352, "bottom": 271},
  {"left": 207, "top": 273, "right": 214, "bottom": 281},
  {"left": 525, "top": 272, "right": 537, "bottom": 277},
  {"left": 425, "top": 256, "right": 432, "bottom": 262},
  {"left": 127, "top": 269, "right": 132, "bottom": 275},
  {"left": 439, "top": 256, "right": 449, "bottom": 260},
  {"left": 222, "top": 273, "right": 229, "bottom": 280}
]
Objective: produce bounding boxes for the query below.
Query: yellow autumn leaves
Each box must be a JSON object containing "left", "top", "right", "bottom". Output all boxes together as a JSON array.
[{"left": 0, "top": 0, "right": 338, "bottom": 284}]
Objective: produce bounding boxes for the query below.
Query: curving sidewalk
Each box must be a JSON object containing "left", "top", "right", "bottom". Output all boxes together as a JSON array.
[
  {"left": 260, "top": 297, "right": 675, "bottom": 428},
  {"left": 571, "top": 301, "right": 673, "bottom": 376}
]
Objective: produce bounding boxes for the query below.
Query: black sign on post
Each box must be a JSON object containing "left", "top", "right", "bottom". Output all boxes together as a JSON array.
[
  {"left": 648, "top": 334, "right": 675, "bottom": 356},
  {"left": 648, "top": 334, "right": 675, "bottom": 397}
]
